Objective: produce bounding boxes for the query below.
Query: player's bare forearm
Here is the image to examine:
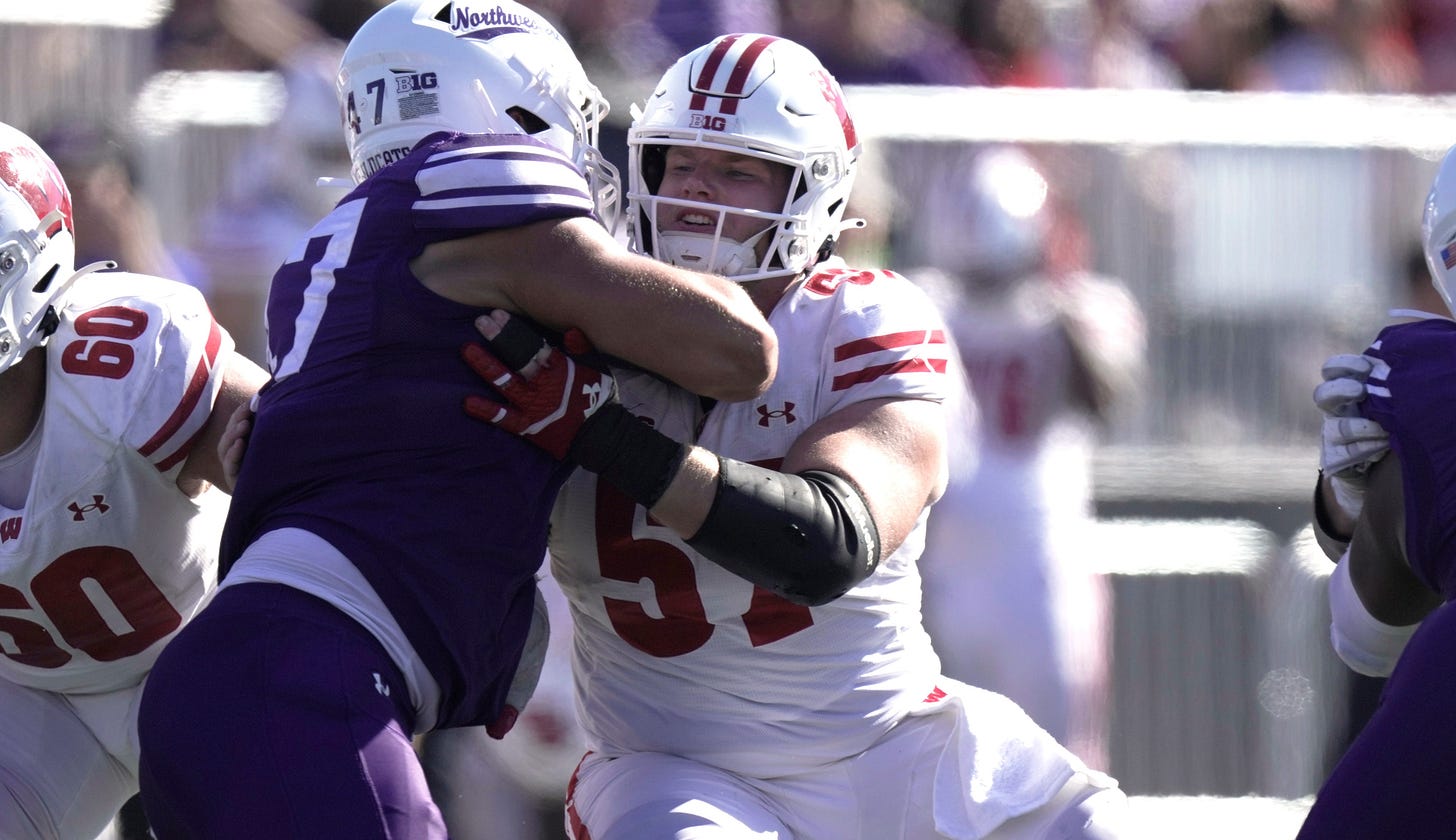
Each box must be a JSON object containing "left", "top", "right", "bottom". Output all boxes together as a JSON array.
[{"left": 178, "top": 351, "right": 269, "bottom": 496}]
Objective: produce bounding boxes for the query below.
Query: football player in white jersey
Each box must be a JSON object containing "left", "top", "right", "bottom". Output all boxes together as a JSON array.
[
  {"left": 0, "top": 121, "right": 266, "bottom": 839},
  {"left": 462, "top": 34, "right": 1131, "bottom": 840},
  {"left": 911, "top": 146, "right": 1147, "bottom": 771}
]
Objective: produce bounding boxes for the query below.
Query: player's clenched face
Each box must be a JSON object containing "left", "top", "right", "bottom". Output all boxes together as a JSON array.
[{"left": 656, "top": 146, "right": 792, "bottom": 258}]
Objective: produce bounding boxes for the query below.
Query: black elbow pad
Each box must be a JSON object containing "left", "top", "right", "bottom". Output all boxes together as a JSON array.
[{"left": 686, "top": 456, "right": 881, "bottom": 606}]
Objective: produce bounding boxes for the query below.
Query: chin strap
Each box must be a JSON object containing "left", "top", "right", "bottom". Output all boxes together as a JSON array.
[{"left": 657, "top": 229, "right": 769, "bottom": 279}]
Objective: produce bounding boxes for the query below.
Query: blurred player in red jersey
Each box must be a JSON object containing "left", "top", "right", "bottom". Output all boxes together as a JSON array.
[{"left": 912, "top": 145, "right": 1146, "bottom": 772}]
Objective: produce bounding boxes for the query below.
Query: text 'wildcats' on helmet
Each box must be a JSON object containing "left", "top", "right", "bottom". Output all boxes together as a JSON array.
[
  {"left": 336, "top": 0, "right": 620, "bottom": 227},
  {"left": 627, "top": 34, "right": 863, "bottom": 283},
  {"left": 1423, "top": 143, "right": 1456, "bottom": 317},
  {"left": 0, "top": 122, "right": 80, "bottom": 372}
]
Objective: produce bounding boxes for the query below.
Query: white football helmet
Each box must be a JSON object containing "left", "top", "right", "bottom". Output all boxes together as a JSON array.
[
  {"left": 627, "top": 34, "right": 863, "bottom": 283},
  {"left": 0, "top": 123, "right": 88, "bottom": 372},
  {"left": 1422, "top": 142, "right": 1456, "bottom": 316},
  {"left": 920, "top": 144, "right": 1051, "bottom": 290},
  {"left": 337, "top": 0, "right": 620, "bottom": 228}
]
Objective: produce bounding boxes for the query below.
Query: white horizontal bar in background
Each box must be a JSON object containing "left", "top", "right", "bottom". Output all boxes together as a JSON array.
[
  {"left": 130, "top": 71, "right": 286, "bottom": 132},
  {"left": 0, "top": 0, "right": 168, "bottom": 28},
  {"left": 843, "top": 85, "right": 1456, "bottom": 154}
]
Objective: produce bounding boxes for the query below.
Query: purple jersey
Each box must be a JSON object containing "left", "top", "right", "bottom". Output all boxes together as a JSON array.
[
  {"left": 1358, "top": 317, "right": 1456, "bottom": 600},
  {"left": 220, "top": 131, "right": 594, "bottom": 729}
]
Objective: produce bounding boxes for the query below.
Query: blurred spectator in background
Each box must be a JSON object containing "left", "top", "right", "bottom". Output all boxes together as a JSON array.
[
  {"left": 1082, "top": 0, "right": 1186, "bottom": 88},
  {"left": 954, "top": 0, "right": 1183, "bottom": 88},
  {"left": 908, "top": 144, "right": 1146, "bottom": 771},
  {"left": 954, "top": 0, "right": 1077, "bottom": 87},
  {"left": 776, "top": 0, "right": 987, "bottom": 85},
  {"left": 31, "top": 120, "right": 205, "bottom": 292},
  {"left": 1406, "top": 0, "right": 1456, "bottom": 92},
  {"left": 1162, "top": 0, "right": 1275, "bottom": 90},
  {"left": 157, "top": 0, "right": 378, "bottom": 72},
  {"left": 1245, "top": 0, "right": 1419, "bottom": 93},
  {"left": 190, "top": 42, "right": 352, "bottom": 365}
]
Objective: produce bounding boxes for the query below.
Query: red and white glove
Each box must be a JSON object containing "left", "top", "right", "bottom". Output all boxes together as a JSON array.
[{"left": 460, "top": 312, "right": 616, "bottom": 462}]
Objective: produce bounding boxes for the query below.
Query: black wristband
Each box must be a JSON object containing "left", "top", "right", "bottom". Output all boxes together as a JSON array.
[{"left": 569, "top": 402, "right": 687, "bottom": 508}]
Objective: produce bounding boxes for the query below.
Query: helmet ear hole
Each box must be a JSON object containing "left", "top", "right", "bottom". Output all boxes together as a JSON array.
[
  {"left": 32, "top": 264, "right": 58, "bottom": 294},
  {"left": 506, "top": 107, "right": 551, "bottom": 135}
]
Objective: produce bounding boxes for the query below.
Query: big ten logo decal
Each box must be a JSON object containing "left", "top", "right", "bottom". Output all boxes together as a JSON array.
[
  {"left": 394, "top": 72, "right": 438, "bottom": 93},
  {"left": 689, "top": 114, "right": 728, "bottom": 131}
]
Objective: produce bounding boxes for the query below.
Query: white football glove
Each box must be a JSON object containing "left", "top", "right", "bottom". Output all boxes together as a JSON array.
[{"left": 1313, "top": 353, "right": 1390, "bottom": 519}]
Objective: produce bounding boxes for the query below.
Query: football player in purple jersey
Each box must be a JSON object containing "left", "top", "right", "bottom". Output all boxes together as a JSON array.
[
  {"left": 134, "top": 2, "right": 774, "bottom": 837},
  {"left": 1299, "top": 143, "right": 1456, "bottom": 839}
]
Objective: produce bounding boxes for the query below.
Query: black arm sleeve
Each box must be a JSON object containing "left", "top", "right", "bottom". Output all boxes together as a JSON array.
[{"left": 687, "top": 456, "right": 881, "bottom": 607}]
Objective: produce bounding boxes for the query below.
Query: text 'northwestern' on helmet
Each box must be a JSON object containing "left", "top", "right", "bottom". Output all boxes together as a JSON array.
[
  {"left": 627, "top": 34, "right": 863, "bottom": 283},
  {"left": 336, "top": 0, "right": 620, "bottom": 226},
  {"left": 0, "top": 121, "right": 78, "bottom": 371}
]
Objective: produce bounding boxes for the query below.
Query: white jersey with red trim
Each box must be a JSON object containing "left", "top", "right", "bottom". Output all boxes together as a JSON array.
[
  {"left": 549, "top": 261, "right": 952, "bottom": 778},
  {"left": 0, "top": 270, "right": 231, "bottom": 694}
]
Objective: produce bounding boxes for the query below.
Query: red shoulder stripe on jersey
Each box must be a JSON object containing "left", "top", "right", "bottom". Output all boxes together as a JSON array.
[
  {"left": 139, "top": 318, "right": 223, "bottom": 462},
  {"left": 689, "top": 34, "right": 743, "bottom": 112},
  {"left": 718, "top": 36, "right": 778, "bottom": 116},
  {"left": 155, "top": 423, "right": 207, "bottom": 473},
  {"left": 834, "top": 329, "right": 947, "bottom": 361},
  {"left": 831, "top": 358, "right": 947, "bottom": 391}
]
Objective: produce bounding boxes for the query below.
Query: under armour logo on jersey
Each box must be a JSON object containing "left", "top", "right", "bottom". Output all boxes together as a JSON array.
[
  {"left": 68, "top": 495, "right": 109, "bottom": 521},
  {"left": 0, "top": 516, "right": 20, "bottom": 543},
  {"left": 373, "top": 672, "right": 391, "bottom": 697},
  {"left": 581, "top": 379, "right": 609, "bottom": 415},
  {"left": 756, "top": 402, "right": 797, "bottom": 427}
]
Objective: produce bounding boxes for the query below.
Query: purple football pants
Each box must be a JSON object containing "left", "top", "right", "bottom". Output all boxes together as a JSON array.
[
  {"left": 1296, "top": 600, "right": 1456, "bottom": 839},
  {"left": 137, "top": 582, "right": 446, "bottom": 839}
]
